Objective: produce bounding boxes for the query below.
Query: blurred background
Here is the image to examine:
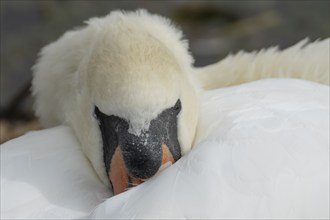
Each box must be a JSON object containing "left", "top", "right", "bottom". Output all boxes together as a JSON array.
[{"left": 1, "top": 0, "right": 329, "bottom": 143}]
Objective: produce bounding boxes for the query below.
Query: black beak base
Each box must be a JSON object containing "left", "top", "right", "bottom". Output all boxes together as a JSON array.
[{"left": 94, "top": 100, "right": 182, "bottom": 189}]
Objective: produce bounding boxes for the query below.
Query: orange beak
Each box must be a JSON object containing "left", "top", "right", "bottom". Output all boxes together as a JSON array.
[{"left": 109, "top": 144, "right": 174, "bottom": 195}]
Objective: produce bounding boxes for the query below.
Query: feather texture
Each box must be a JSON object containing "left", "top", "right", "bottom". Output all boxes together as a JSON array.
[
  {"left": 89, "top": 79, "right": 329, "bottom": 219},
  {"left": 2, "top": 79, "right": 328, "bottom": 219},
  {"left": 0, "top": 126, "right": 111, "bottom": 219},
  {"left": 195, "top": 39, "right": 330, "bottom": 90}
]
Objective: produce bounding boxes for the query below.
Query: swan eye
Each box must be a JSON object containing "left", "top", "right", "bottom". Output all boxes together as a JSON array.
[
  {"left": 173, "top": 99, "right": 181, "bottom": 114},
  {"left": 109, "top": 116, "right": 128, "bottom": 132},
  {"left": 94, "top": 106, "right": 128, "bottom": 132}
]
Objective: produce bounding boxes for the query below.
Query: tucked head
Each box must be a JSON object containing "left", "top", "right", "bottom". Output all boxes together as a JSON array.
[{"left": 73, "top": 10, "right": 199, "bottom": 194}]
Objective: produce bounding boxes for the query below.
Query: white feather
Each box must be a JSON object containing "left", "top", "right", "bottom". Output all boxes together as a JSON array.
[
  {"left": 195, "top": 39, "right": 330, "bottom": 90},
  {"left": 32, "top": 78, "right": 327, "bottom": 220},
  {"left": 0, "top": 126, "right": 111, "bottom": 219},
  {"left": 2, "top": 79, "right": 328, "bottom": 219},
  {"left": 89, "top": 79, "right": 329, "bottom": 219}
]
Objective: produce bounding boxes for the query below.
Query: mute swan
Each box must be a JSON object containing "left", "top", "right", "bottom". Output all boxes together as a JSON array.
[
  {"left": 32, "top": 10, "right": 199, "bottom": 194},
  {"left": 31, "top": 9, "right": 329, "bottom": 194},
  {"left": 1, "top": 10, "right": 329, "bottom": 219}
]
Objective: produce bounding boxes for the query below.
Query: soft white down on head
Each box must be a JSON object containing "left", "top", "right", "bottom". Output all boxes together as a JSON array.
[{"left": 32, "top": 10, "right": 200, "bottom": 185}]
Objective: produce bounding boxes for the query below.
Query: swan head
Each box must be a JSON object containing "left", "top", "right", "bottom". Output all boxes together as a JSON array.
[{"left": 69, "top": 10, "right": 199, "bottom": 194}]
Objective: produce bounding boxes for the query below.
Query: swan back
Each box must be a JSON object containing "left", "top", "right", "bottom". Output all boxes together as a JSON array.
[{"left": 196, "top": 39, "right": 330, "bottom": 90}]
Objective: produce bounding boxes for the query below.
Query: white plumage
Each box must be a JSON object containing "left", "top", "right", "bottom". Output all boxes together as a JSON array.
[
  {"left": 1, "top": 10, "right": 329, "bottom": 219},
  {"left": 195, "top": 38, "right": 329, "bottom": 89},
  {"left": 31, "top": 10, "right": 199, "bottom": 185},
  {"left": 1, "top": 126, "right": 111, "bottom": 219},
  {"left": 2, "top": 79, "right": 329, "bottom": 219},
  {"left": 89, "top": 79, "right": 329, "bottom": 219}
]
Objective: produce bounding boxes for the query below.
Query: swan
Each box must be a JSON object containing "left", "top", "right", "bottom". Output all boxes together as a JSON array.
[
  {"left": 1, "top": 10, "right": 329, "bottom": 219},
  {"left": 32, "top": 10, "right": 199, "bottom": 194}
]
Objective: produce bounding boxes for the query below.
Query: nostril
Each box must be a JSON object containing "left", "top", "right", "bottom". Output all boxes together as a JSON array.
[{"left": 121, "top": 144, "right": 162, "bottom": 179}]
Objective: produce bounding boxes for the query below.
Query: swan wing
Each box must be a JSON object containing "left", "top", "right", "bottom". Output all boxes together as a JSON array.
[
  {"left": 89, "top": 79, "right": 329, "bottom": 219},
  {"left": 0, "top": 126, "right": 111, "bottom": 219}
]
